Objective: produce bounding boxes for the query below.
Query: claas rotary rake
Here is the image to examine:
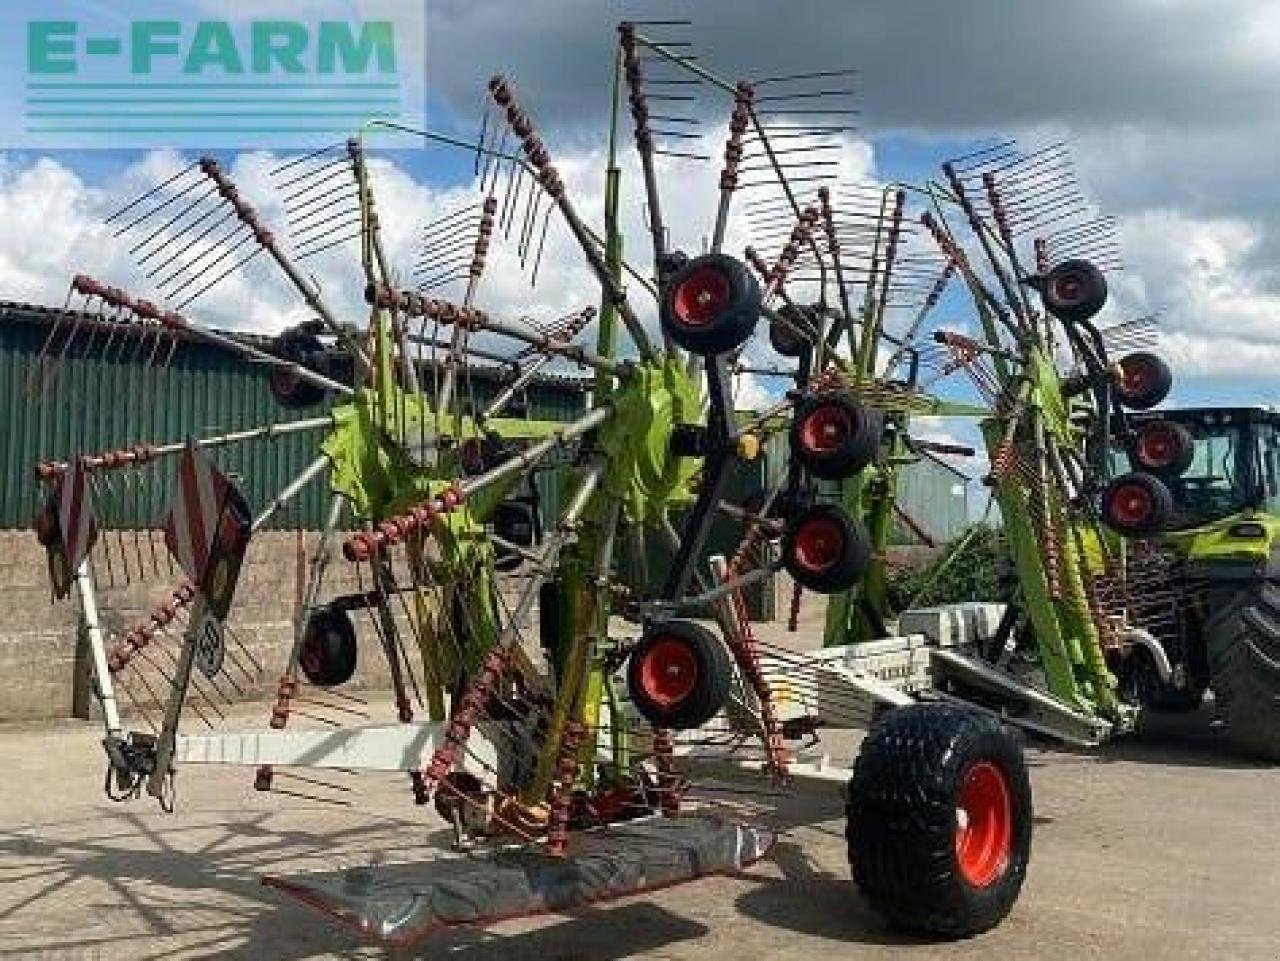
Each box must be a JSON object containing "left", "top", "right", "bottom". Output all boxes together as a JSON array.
[{"left": 24, "top": 20, "right": 1185, "bottom": 948}]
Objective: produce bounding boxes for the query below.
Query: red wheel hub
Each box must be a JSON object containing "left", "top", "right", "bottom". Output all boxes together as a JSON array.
[
  {"left": 638, "top": 637, "right": 699, "bottom": 709},
  {"left": 1109, "top": 482, "right": 1155, "bottom": 526},
  {"left": 672, "top": 267, "right": 731, "bottom": 327},
  {"left": 955, "top": 761, "right": 1013, "bottom": 888},
  {"left": 798, "top": 404, "right": 851, "bottom": 455},
  {"left": 1135, "top": 427, "right": 1179, "bottom": 469},
  {"left": 791, "top": 517, "right": 845, "bottom": 574},
  {"left": 1050, "top": 272, "right": 1084, "bottom": 304},
  {"left": 1121, "top": 360, "right": 1152, "bottom": 394}
]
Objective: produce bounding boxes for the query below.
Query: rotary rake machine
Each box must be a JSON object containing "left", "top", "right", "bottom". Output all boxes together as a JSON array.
[{"left": 23, "top": 19, "right": 1186, "bottom": 950}]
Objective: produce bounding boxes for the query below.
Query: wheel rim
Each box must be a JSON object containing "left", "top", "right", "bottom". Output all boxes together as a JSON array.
[
  {"left": 798, "top": 404, "right": 852, "bottom": 455},
  {"left": 955, "top": 761, "right": 1013, "bottom": 888},
  {"left": 672, "top": 267, "right": 731, "bottom": 327},
  {"left": 791, "top": 517, "right": 845, "bottom": 574},
  {"left": 1050, "top": 272, "right": 1084, "bottom": 305},
  {"left": 299, "top": 639, "right": 324, "bottom": 680},
  {"left": 638, "top": 637, "right": 699, "bottom": 709},
  {"left": 1109, "top": 482, "right": 1155, "bottom": 526},
  {"left": 1136, "top": 426, "right": 1179, "bottom": 470},
  {"left": 1121, "top": 359, "right": 1152, "bottom": 395}
]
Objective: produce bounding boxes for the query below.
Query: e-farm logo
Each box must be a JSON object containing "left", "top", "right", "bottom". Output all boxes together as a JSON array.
[
  {"left": 14, "top": 4, "right": 425, "bottom": 149},
  {"left": 29, "top": 20, "right": 397, "bottom": 77}
]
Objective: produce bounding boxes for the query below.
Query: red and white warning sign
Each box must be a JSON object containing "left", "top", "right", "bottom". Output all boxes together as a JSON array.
[
  {"left": 162, "top": 443, "right": 252, "bottom": 620},
  {"left": 38, "top": 460, "right": 99, "bottom": 598},
  {"left": 164, "top": 444, "right": 236, "bottom": 585},
  {"left": 57, "top": 460, "right": 98, "bottom": 575}
]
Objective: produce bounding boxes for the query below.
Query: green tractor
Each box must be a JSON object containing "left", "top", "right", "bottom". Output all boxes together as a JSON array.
[{"left": 1111, "top": 405, "right": 1280, "bottom": 759}]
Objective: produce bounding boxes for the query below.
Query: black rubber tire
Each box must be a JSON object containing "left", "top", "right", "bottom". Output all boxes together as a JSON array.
[
  {"left": 298, "top": 606, "right": 358, "bottom": 688},
  {"left": 847, "top": 702, "right": 1033, "bottom": 939},
  {"left": 627, "top": 620, "right": 732, "bottom": 730},
  {"left": 269, "top": 329, "right": 329, "bottom": 409},
  {"left": 1039, "top": 258, "right": 1108, "bottom": 323},
  {"left": 789, "top": 391, "right": 882, "bottom": 481},
  {"left": 1207, "top": 582, "right": 1280, "bottom": 761},
  {"left": 781, "top": 503, "right": 871, "bottom": 594},
  {"left": 1115, "top": 352, "right": 1173, "bottom": 410},
  {"left": 1129, "top": 420, "right": 1195, "bottom": 476},
  {"left": 1101, "top": 472, "right": 1174, "bottom": 536},
  {"left": 660, "top": 253, "right": 761, "bottom": 355},
  {"left": 769, "top": 305, "right": 810, "bottom": 358}
]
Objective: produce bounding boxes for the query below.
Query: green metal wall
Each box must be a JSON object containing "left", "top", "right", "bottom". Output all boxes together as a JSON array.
[
  {"left": 0, "top": 304, "right": 586, "bottom": 530},
  {"left": 893, "top": 454, "right": 970, "bottom": 544}
]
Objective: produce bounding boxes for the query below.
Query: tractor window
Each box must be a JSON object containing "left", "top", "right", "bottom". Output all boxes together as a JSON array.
[
  {"left": 1164, "top": 423, "right": 1257, "bottom": 530},
  {"left": 1264, "top": 425, "right": 1280, "bottom": 512}
]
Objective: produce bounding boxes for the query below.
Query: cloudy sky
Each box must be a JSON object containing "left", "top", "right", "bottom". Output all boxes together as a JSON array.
[{"left": 1, "top": 0, "right": 1276, "bottom": 443}]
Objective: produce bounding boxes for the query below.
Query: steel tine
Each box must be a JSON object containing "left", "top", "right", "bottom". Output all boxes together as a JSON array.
[{"left": 106, "top": 162, "right": 200, "bottom": 225}]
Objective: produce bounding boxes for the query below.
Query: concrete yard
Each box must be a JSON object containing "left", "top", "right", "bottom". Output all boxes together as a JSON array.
[{"left": 0, "top": 696, "right": 1274, "bottom": 961}]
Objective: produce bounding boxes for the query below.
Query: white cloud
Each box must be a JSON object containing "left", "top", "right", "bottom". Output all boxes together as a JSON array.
[{"left": 0, "top": 122, "right": 878, "bottom": 371}]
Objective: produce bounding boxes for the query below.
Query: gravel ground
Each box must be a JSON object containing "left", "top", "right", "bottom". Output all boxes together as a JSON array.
[{"left": 0, "top": 696, "right": 1274, "bottom": 961}]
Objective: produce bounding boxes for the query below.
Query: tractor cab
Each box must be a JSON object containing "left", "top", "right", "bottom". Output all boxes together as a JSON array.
[{"left": 1120, "top": 406, "right": 1280, "bottom": 532}]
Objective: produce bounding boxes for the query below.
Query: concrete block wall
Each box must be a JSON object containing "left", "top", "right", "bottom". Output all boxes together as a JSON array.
[
  {"left": 0, "top": 531, "right": 538, "bottom": 724},
  {"left": 0, "top": 527, "right": 787, "bottom": 723}
]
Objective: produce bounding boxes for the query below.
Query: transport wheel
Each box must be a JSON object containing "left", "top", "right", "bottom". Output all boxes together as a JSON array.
[
  {"left": 847, "top": 702, "right": 1033, "bottom": 938},
  {"left": 1101, "top": 472, "right": 1173, "bottom": 536},
  {"left": 1038, "top": 258, "right": 1108, "bottom": 323},
  {"left": 781, "top": 503, "right": 871, "bottom": 593},
  {"left": 1115, "top": 352, "right": 1173, "bottom": 410},
  {"left": 1129, "top": 419, "right": 1195, "bottom": 476},
  {"left": 789, "top": 390, "right": 881, "bottom": 481},
  {"left": 660, "top": 253, "right": 761, "bottom": 355},
  {"left": 627, "top": 620, "right": 731, "bottom": 730},
  {"left": 298, "top": 606, "right": 359, "bottom": 688},
  {"left": 1207, "top": 582, "right": 1280, "bottom": 761}
]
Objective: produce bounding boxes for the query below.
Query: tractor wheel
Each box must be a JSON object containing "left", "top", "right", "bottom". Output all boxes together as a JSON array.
[
  {"left": 1115, "top": 352, "right": 1173, "bottom": 410},
  {"left": 781, "top": 503, "right": 871, "bottom": 594},
  {"left": 847, "top": 702, "right": 1033, "bottom": 939},
  {"left": 1208, "top": 582, "right": 1280, "bottom": 762},
  {"left": 1039, "top": 258, "right": 1108, "bottom": 324},
  {"left": 1129, "top": 419, "right": 1195, "bottom": 476},
  {"left": 298, "top": 606, "right": 358, "bottom": 688},
  {"left": 660, "top": 253, "right": 762, "bottom": 355},
  {"left": 789, "top": 391, "right": 882, "bottom": 481},
  {"left": 769, "top": 305, "right": 810, "bottom": 357},
  {"left": 627, "top": 620, "right": 731, "bottom": 730},
  {"left": 1101, "top": 472, "right": 1173, "bottom": 536}
]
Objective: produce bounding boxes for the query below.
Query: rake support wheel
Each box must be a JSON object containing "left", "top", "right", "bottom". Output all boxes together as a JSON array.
[
  {"left": 847, "top": 703, "right": 1033, "bottom": 939},
  {"left": 268, "top": 329, "right": 329, "bottom": 409},
  {"left": 1115, "top": 352, "right": 1173, "bottom": 410},
  {"left": 1101, "top": 472, "right": 1174, "bottom": 536},
  {"left": 781, "top": 503, "right": 871, "bottom": 593},
  {"left": 789, "top": 391, "right": 882, "bottom": 481},
  {"left": 1038, "top": 258, "right": 1108, "bottom": 324},
  {"left": 627, "top": 620, "right": 731, "bottom": 731},
  {"left": 298, "top": 606, "right": 359, "bottom": 688},
  {"left": 1129, "top": 419, "right": 1195, "bottom": 476},
  {"left": 660, "top": 253, "right": 761, "bottom": 355}
]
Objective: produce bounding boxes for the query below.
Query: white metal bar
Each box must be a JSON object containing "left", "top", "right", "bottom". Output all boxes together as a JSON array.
[
  {"left": 73, "top": 559, "right": 122, "bottom": 737},
  {"left": 176, "top": 722, "right": 499, "bottom": 775}
]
